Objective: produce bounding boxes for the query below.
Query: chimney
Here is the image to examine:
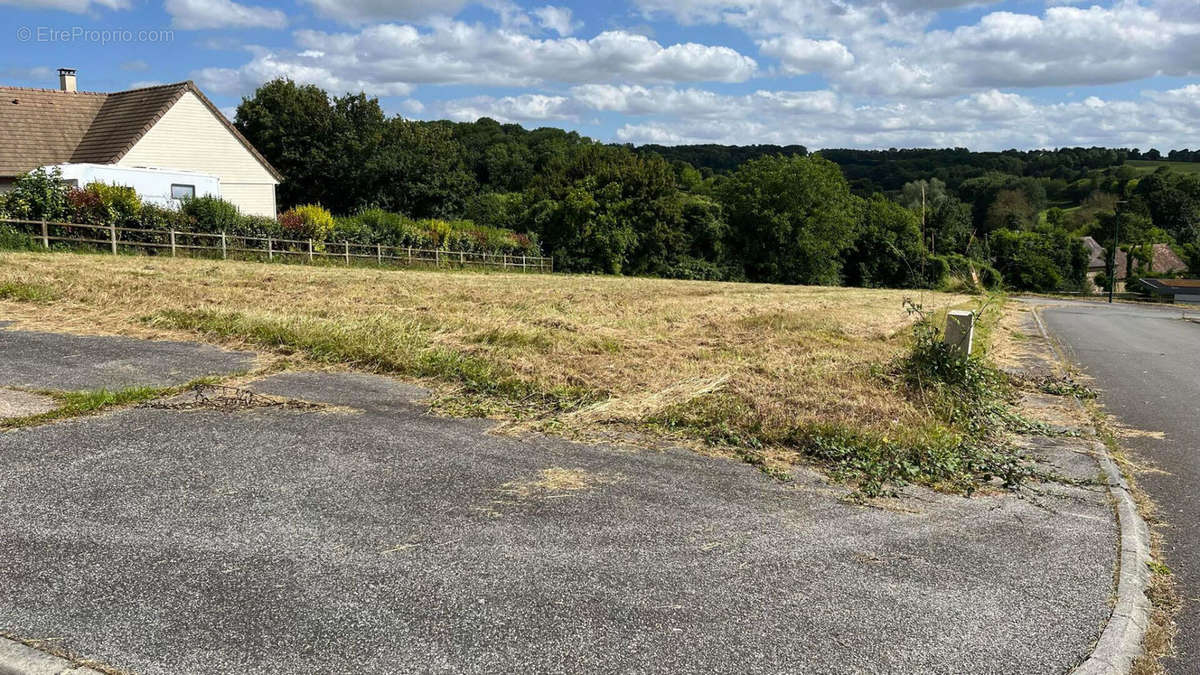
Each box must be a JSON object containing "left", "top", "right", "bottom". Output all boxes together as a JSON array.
[{"left": 58, "top": 68, "right": 77, "bottom": 92}]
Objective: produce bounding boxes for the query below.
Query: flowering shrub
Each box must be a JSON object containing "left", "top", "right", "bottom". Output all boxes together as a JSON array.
[
  {"left": 279, "top": 204, "right": 335, "bottom": 241},
  {"left": 335, "top": 208, "right": 540, "bottom": 255},
  {"left": 68, "top": 182, "right": 141, "bottom": 225}
]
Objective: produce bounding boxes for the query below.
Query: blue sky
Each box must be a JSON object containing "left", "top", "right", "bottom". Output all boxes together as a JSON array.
[{"left": 2, "top": 0, "right": 1199, "bottom": 150}]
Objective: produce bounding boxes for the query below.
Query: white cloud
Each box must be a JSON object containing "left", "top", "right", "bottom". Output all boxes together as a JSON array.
[
  {"left": 196, "top": 47, "right": 416, "bottom": 97},
  {"left": 165, "top": 0, "right": 287, "bottom": 29},
  {"left": 301, "top": 0, "right": 469, "bottom": 24},
  {"left": 631, "top": 0, "right": 1200, "bottom": 96},
  {"left": 197, "top": 22, "right": 757, "bottom": 97},
  {"left": 533, "top": 6, "right": 581, "bottom": 36},
  {"left": 609, "top": 83, "right": 1200, "bottom": 150},
  {"left": 0, "top": 0, "right": 128, "bottom": 10},
  {"left": 441, "top": 94, "right": 573, "bottom": 123},
  {"left": 758, "top": 36, "right": 853, "bottom": 74}
]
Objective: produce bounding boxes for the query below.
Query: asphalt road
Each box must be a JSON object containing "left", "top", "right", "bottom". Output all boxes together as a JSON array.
[
  {"left": 0, "top": 329, "right": 1116, "bottom": 673},
  {"left": 1036, "top": 298, "right": 1200, "bottom": 673}
]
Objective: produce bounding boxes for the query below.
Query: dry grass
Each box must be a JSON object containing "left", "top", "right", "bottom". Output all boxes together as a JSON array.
[
  {"left": 0, "top": 250, "right": 976, "bottom": 474},
  {"left": 498, "top": 468, "right": 623, "bottom": 500}
]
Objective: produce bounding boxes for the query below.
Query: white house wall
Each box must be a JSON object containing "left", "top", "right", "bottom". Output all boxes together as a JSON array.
[{"left": 117, "top": 91, "right": 278, "bottom": 217}]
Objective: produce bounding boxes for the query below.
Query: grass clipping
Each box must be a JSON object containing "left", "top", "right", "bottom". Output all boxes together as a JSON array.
[{"left": 0, "top": 252, "right": 1049, "bottom": 496}]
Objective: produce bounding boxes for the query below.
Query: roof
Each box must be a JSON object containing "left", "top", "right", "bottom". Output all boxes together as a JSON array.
[
  {"left": 1080, "top": 237, "right": 1186, "bottom": 278},
  {"left": 1082, "top": 236, "right": 1126, "bottom": 274},
  {"left": 1138, "top": 278, "right": 1200, "bottom": 295},
  {"left": 0, "top": 81, "right": 282, "bottom": 181},
  {"left": 1148, "top": 244, "right": 1188, "bottom": 275}
]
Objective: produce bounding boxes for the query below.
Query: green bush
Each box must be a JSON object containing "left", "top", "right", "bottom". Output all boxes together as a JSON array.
[
  {"left": 67, "top": 182, "right": 142, "bottom": 225},
  {"left": 181, "top": 196, "right": 243, "bottom": 233},
  {"left": 334, "top": 208, "right": 539, "bottom": 255},
  {"left": 5, "top": 168, "right": 70, "bottom": 221},
  {"left": 137, "top": 203, "right": 195, "bottom": 230}
]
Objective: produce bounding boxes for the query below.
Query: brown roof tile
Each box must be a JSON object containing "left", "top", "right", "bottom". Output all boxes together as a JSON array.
[
  {"left": 0, "top": 87, "right": 107, "bottom": 175},
  {"left": 0, "top": 81, "right": 281, "bottom": 181}
]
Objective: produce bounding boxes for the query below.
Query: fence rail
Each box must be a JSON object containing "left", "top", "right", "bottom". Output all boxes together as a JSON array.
[{"left": 0, "top": 218, "right": 553, "bottom": 273}]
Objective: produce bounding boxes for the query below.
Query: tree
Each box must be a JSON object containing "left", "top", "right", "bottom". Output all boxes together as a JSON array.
[
  {"left": 523, "top": 144, "right": 682, "bottom": 275},
  {"left": 366, "top": 119, "right": 478, "bottom": 218},
  {"left": 844, "top": 195, "right": 927, "bottom": 288},
  {"left": 235, "top": 79, "right": 335, "bottom": 210},
  {"left": 984, "top": 189, "right": 1036, "bottom": 231},
  {"left": 720, "top": 154, "right": 858, "bottom": 285},
  {"left": 989, "top": 229, "right": 1088, "bottom": 292}
]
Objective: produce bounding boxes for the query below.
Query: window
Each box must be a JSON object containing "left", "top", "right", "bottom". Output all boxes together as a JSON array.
[{"left": 171, "top": 184, "right": 195, "bottom": 200}]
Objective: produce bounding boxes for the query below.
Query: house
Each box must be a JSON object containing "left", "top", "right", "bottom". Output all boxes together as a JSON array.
[
  {"left": 1136, "top": 278, "right": 1200, "bottom": 304},
  {"left": 1081, "top": 236, "right": 1187, "bottom": 292},
  {"left": 0, "top": 68, "right": 281, "bottom": 217}
]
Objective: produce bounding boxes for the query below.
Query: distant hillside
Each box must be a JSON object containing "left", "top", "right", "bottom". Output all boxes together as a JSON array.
[
  {"left": 634, "top": 145, "right": 1143, "bottom": 194},
  {"left": 631, "top": 144, "right": 808, "bottom": 173},
  {"left": 1126, "top": 160, "right": 1200, "bottom": 175}
]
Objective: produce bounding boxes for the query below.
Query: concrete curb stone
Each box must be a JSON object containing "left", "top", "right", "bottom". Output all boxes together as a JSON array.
[{"left": 1029, "top": 308, "right": 1155, "bottom": 675}]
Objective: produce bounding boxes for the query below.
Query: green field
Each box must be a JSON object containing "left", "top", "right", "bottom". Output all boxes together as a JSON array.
[{"left": 1126, "top": 160, "right": 1200, "bottom": 175}]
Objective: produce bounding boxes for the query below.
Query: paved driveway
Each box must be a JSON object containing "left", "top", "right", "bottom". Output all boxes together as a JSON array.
[
  {"left": 0, "top": 329, "right": 1116, "bottom": 673},
  {"left": 1035, "top": 298, "right": 1200, "bottom": 673}
]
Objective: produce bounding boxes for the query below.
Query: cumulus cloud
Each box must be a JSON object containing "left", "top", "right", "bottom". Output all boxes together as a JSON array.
[
  {"left": 533, "top": 5, "right": 581, "bottom": 36},
  {"left": 632, "top": 0, "right": 1200, "bottom": 96},
  {"left": 758, "top": 36, "right": 854, "bottom": 74},
  {"left": 196, "top": 22, "right": 757, "bottom": 96},
  {"left": 302, "top": 0, "right": 469, "bottom": 25},
  {"left": 165, "top": 0, "right": 287, "bottom": 29},
  {"left": 609, "top": 84, "right": 1200, "bottom": 150},
  {"left": 441, "top": 94, "right": 573, "bottom": 123}
]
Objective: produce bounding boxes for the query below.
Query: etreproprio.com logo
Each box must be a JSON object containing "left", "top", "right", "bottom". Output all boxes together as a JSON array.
[{"left": 16, "top": 26, "right": 174, "bottom": 45}]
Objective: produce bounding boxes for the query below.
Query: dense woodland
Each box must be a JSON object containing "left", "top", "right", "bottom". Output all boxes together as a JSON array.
[{"left": 7, "top": 78, "right": 1199, "bottom": 293}]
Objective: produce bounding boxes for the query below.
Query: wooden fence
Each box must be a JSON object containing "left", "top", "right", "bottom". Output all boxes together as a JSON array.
[{"left": 0, "top": 218, "right": 553, "bottom": 273}]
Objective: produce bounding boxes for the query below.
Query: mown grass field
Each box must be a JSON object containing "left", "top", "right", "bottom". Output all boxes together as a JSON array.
[
  {"left": 1126, "top": 160, "right": 1200, "bottom": 175},
  {"left": 0, "top": 250, "right": 1012, "bottom": 492}
]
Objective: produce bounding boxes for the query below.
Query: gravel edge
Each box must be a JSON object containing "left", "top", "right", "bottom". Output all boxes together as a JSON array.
[
  {"left": 1029, "top": 308, "right": 1154, "bottom": 674},
  {"left": 0, "top": 636, "right": 105, "bottom": 674}
]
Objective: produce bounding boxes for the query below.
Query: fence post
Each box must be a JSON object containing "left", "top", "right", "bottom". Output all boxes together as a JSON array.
[
  {"left": 308, "top": 239, "right": 313, "bottom": 262},
  {"left": 109, "top": 223, "right": 117, "bottom": 255},
  {"left": 407, "top": 247, "right": 412, "bottom": 264},
  {"left": 268, "top": 237, "right": 273, "bottom": 261},
  {"left": 221, "top": 232, "right": 227, "bottom": 259},
  {"left": 376, "top": 243, "right": 382, "bottom": 265},
  {"left": 40, "top": 220, "right": 49, "bottom": 249},
  {"left": 344, "top": 241, "right": 350, "bottom": 265},
  {"left": 521, "top": 254, "right": 526, "bottom": 272},
  {"left": 435, "top": 249, "right": 440, "bottom": 266},
  {"left": 170, "top": 229, "right": 176, "bottom": 257}
]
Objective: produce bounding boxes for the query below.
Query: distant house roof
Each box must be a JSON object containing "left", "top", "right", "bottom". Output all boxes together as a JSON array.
[
  {"left": 1138, "top": 278, "right": 1200, "bottom": 296},
  {"left": 1081, "top": 236, "right": 1126, "bottom": 274},
  {"left": 0, "top": 81, "right": 281, "bottom": 181},
  {"left": 1080, "top": 237, "right": 1186, "bottom": 279},
  {"left": 1147, "top": 244, "right": 1188, "bottom": 275}
]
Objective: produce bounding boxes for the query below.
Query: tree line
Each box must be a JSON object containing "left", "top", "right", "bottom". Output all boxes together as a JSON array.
[{"left": 226, "top": 78, "right": 1199, "bottom": 292}]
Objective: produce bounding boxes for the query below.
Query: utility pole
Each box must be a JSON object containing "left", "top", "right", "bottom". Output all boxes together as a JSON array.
[{"left": 1108, "top": 214, "right": 1120, "bottom": 304}]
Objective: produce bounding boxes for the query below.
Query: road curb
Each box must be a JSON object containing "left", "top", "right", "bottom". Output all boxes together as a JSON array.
[
  {"left": 0, "top": 636, "right": 105, "bottom": 675},
  {"left": 1030, "top": 308, "right": 1154, "bottom": 675}
]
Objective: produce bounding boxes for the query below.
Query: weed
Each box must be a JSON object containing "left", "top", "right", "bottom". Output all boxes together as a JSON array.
[
  {"left": 145, "top": 309, "right": 597, "bottom": 416},
  {"left": 0, "top": 280, "right": 59, "bottom": 303},
  {"left": 2, "top": 386, "right": 161, "bottom": 429}
]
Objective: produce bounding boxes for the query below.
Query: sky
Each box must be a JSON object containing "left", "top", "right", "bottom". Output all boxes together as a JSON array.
[{"left": 1, "top": 0, "right": 1199, "bottom": 151}]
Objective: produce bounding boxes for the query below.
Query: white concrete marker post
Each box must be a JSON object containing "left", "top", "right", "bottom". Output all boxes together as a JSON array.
[{"left": 944, "top": 310, "right": 975, "bottom": 360}]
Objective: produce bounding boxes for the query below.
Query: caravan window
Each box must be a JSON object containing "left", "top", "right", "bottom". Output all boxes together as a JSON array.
[{"left": 171, "top": 184, "right": 195, "bottom": 200}]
